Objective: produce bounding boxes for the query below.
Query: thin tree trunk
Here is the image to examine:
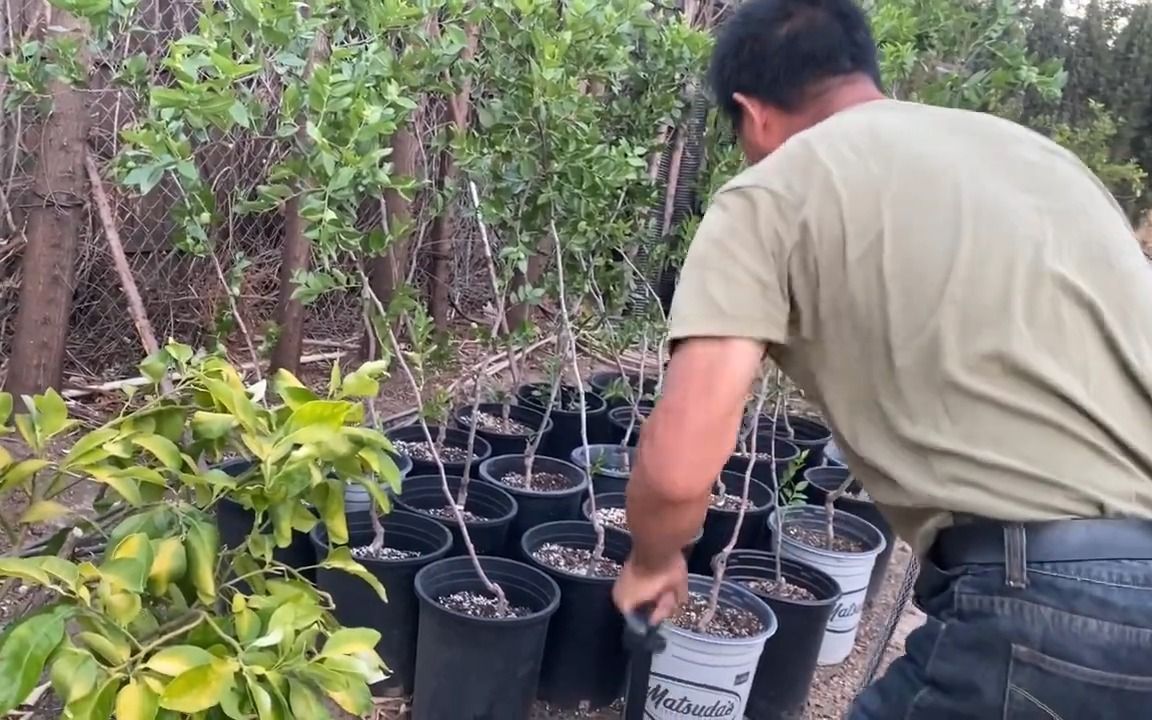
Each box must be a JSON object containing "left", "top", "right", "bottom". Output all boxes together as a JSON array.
[
  {"left": 504, "top": 254, "right": 547, "bottom": 331},
  {"left": 428, "top": 23, "right": 479, "bottom": 330},
  {"left": 269, "top": 31, "right": 327, "bottom": 375},
  {"left": 6, "top": 7, "right": 88, "bottom": 396}
]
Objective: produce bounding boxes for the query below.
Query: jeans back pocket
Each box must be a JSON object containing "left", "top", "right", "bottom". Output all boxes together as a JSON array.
[{"left": 1005, "top": 644, "right": 1152, "bottom": 720}]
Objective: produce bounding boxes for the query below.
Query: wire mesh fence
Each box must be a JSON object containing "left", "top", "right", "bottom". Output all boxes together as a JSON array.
[{"left": 0, "top": 0, "right": 497, "bottom": 385}]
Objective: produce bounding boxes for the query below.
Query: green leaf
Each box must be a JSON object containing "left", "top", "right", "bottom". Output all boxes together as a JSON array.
[
  {"left": 0, "top": 391, "right": 12, "bottom": 426},
  {"left": 190, "top": 411, "right": 238, "bottom": 440},
  {"left": 21, "top": 499, "right": 71, "bottom": 524},
  {"left": 288, "top": 683, "right": 328, "bottom": 720},
  {"left": 35, "top": 388, "right": 70, "bottom": 438},
  {"left": 132, "top": 435, "right": 184, "bottom": 470},
  {"left": 65, "top": 676, "right": 119, "bottom": 720},
  {"left": 75, "top": 631, "right": 130, "bottom": 666},
  {"left": 116, "top": 679, "right": 159, "bottom": 720},
  {"left": 61, "top": 428, "right": 120, "bottom": 468},
  {"left": 0, "top": 604, "right": 73, "bottom": 714},
  {"left": 0, "top": 458, "right": 51, "bottom": 492},
  {"left": 145, "top": 646, "right": 215, "bottom": 677},
  {"left": 159, "top": 660, "right": 232, "bottom": 713},
  {"left": 338, "top": 371, "right": 379, "bottom": 398},
  {"left": 138, "top": 351, "right": 169, "bottom": 383},
  {"left": 321, "top": 547, "right": 386, "bottom": 601},
  {"left": 320, "top": 628, "right": 381, "bottom": 658},
  {"left": 284, "top": 400, "right": 352, "bottom": 434},
  {"left": 49, "top": 645, "right": 101, "bottom": 704},
  {"left": 320, "top": 479, "right": 348, "bottom": 545}
]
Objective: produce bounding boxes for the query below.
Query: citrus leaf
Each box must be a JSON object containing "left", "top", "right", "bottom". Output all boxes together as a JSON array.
[
  {"left": 49, "top": 645, "right": 101, "bottom": 704},
  {"left": 116, "top": 679, "right": 159, "bottom": 720},
  {"left": 190, "top": 411, "right": 238, "bottom": 440},
  {"left": 288, "top": 683, "right": 329, "bottom": 720},
  {"left": 145, "top": 646, "right": 215, "bottom": 677},
  {"left": 0, "top": 604, "right": 73, "bottom": 714},
  {"left": 36, "top": 389, "right": 70, "bottom": 438},
  {"left": 0, "top": 459, "right": 51, "bottom": 492},
  {"left": 320, "top": 547, "right": 386, "bottom": 601},
  {"left": 75, "top": 631, "right": 131, "bottom": 665},
  {"left": 159, "top": 661, "right": 231, "bottom": 713},
  {"left": 20, "top": 499, "right": 72, "bottom": 524},
  {"left": 184, "top": 517, "right": 219, "bottom": 604},
  {"left": 131, "top": 435, "right": 184, "bottom": 470},
  {"left": 60, "top": 428, "right": 119, "bottom": 468},
  {"left": 320, "top": 628, "right": 381, "bottom": 658}
]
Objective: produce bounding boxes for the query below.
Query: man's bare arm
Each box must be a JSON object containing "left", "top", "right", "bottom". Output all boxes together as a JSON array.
[{"left": 626, "top": 336, "right": 767, "bottom": 571}]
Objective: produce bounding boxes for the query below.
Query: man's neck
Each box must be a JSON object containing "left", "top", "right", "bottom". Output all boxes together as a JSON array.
[{"left": 800, "top": 75, "right": 888, "bottom": 126}]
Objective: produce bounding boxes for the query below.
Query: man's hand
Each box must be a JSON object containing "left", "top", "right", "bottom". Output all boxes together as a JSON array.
[{"left": 612, "top": 553, "right": 690, "bottom": 624}]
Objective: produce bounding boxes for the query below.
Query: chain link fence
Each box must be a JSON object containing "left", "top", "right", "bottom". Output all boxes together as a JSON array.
[{"left": 0, "top": 0, "right": 493, "bottom": 385}]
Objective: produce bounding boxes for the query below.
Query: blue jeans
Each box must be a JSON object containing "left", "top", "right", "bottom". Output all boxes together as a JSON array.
[{"left": 849, "top": 558, "right": 1152, "bottom": 719}]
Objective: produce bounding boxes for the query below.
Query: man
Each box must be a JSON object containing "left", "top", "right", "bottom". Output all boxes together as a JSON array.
[{"left": 612, "top": 0, "right": 1152, "bottom": 717}]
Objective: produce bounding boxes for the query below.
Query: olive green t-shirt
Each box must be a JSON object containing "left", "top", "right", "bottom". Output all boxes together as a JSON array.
[{"left": 669, "top": 99, "right": 1152, "bottom": 554}]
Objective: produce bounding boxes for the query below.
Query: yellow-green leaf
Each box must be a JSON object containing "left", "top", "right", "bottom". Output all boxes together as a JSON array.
[
  {"left": 145, "top": 646, "right": 215, "bottom": 677},
  {"left": 320, "top": 548, "right": 386, "bottom": 601},
  {"left": 14, "top": 413, "right": 37, "bottom": 450},
  {"left": 0, "top": 391, "right": 12, "bottom": 426},
  {"left": 184, "top": 517, "right": 219, "bottom": 604},
  {"left": 76, "top": 631, "right": 130, "bottom": 666},
  {"left": 158, "top": 660, "right": 231, "bottom": 713},
  {"left": 190, "top": 411, "right": 237, "bottom": 440},
  {"left": 321, "top": 480, "right": 348, "bottom": 545},
  {"left": 21, "top": 500, "right": 71, "bottom": 524},
  {"left": 339, "top": 371, "right": 379, "bottom": 399},
  {"left": 131, "top": 435, "right": 184, "bottom": 470},
  {"left": 284, "top": 400, "right": 353, "bottom": 434},
  {"left": 0, "top": 605, "right": 73, "bottom": 714},
  {"left": 0, "top": 458, "right": 51, "bottom": 491},
  {"left": 235, "top": 607, "right": 261, "bottom": 645},
  {"left": 49, "top": 645, "right": 101, "bottom": 704},
  {"left": 288, "top": 683, "right": 328, "bottom": 720},
  {"left": 36, "top": 388, "right": 70, "bottom": 438},
  {"left": 320, "top": 628, "right": 381, "bottom": 658},
  {"left": 322, "top": 677, "right": 372, "bottom": 716},
  {"left": 60, "top": 426, "right": 119, "bottom": 465},
  {"left": 116, "top": 679, "right": 159, "bottom": 720},
  {"left": 0, "top": 446, "right": 10, "bottom": 471}
]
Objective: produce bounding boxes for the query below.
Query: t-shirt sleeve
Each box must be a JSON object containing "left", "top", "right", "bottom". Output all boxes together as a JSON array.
[{"left": 668, "top": 185, "right": 791, "bottom": 346}]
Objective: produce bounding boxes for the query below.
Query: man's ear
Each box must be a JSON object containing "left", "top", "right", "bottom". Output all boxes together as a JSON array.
[{"left": 732, "top": 92, "right": 762, "bottom": 125}]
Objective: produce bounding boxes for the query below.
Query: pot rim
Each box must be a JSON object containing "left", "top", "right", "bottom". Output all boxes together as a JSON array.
[
  {"left": 480, "top": 454, "right": 591, "bottom": 498},
  {"left": 659, "top": 574, "right": 778, "bottom": 646},
  {"left": 413, "top": 555, "right": 562, "bottom": 626},
  {"left": 397, "top": 474, "right": 519, "bottom": 527}
]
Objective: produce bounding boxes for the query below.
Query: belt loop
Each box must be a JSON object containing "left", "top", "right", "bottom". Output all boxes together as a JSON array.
[{"left": 1004, "top": 523, "right": 1028, "bottom": 589}]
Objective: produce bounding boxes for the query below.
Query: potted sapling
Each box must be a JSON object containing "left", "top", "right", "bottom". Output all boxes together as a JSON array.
[
  {"left": 766, "top": 410, "right": 886, "bottom": 666},
  {"left": 480, "top": 346, "right": 591, "bottom": 552},
  {"left": 803, "top": 464, "right": 896, "bottom": 608},
  {"left": 397, "top": 368, "right": 520, "bottom": 557},
  {"left": 519, "top": 220, "right": 632, "bottom": 710},
  {"left": 0, "top": 349, "right": 402, "bottom": 720},
  {"left": 451, "top": 214, "right": 556, "bottom": 458},
  {"left": 398, "top": 315, "right": 520, "bottom": 555},
  {"left": 720, "top": 373, "right": 842, "bottom": 719},
  {"left": 640, "top": 369, "right": 779, "bottom": 719},
  {"left": 360, "top": 276, "right": 561, "bottom": 718},
  {"left": 746, "top": 401, "right": 834, "bottom": 473},
  {"left": 726, "top": 401, "right": 802, "bottom": 488},
  {"left": 515, "top": 354, "right": 609, "bottom": 457},
  {"left": 573, "top": 322, "right": 655, "bottom": 494}
]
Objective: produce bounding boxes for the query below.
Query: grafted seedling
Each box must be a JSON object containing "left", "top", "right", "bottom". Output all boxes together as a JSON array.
[
  {"left": 361, "top": 269, "right": 510, "bottom": 615},
  {"left": 824, "top": 473, "right": 856, "bottom": 546},
  {"left": 698, "top": 367, "right": 776, "bottom": 630}
]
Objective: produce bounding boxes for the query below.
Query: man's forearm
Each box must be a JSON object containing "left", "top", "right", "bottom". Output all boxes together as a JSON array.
[{"left": 626, "top": 452, "right": 712, "bottom": 570}]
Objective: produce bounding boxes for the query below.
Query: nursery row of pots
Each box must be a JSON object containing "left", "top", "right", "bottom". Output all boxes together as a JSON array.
[{"left": 212, "top": 372, "right": 895, "bottom": 719}]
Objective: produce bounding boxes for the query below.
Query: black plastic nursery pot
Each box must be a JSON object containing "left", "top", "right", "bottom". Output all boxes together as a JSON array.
[
  {"left": 725, "top": 549, "right": 841, "bottom": 720},
  {"left": 581, "top": 492, "right": 702, "bottom": 561},
  {"left": 394, "top": 474, "right": 518, "bottom": 557},
  {"left": 214, "top": 459, "right": 317, "bottom": 583},
  {"left": 345, "top": 452, "right": 412, "bottom": 516},
  {"left": 514, "top": 383, "right": 609, "bottom": 456},
  {"left": 688, "top": 471, "right": 775, "bottom": 575},
  {"left": 411, "top": 555, "right": 561, "bottom": 720},
  {"left": 570, "top": 443, "right": 635, "bottom": 495},
  {"left": 479, "top": 455, "right": 589, "bottom": 555},
  {"left": 521, "top": 521, "right": 632, "bottom": 710},
  {"left": 802, "top": 466, "right": 896, "bottom": 606},
  {"left": 451, "top": 402, "right": 554, "bottom": 458},
  {"left": 606, "top": 402, "right": 654, "bottom": 447},
  {"left": 386, "top": 425, "right": 492, "bottom": 479},
  {"left": 746, "top": 414, "right": 833, "bottom": 472},
  {"left": 724, "top": 434, "right": 801, "bottom": 488},
  {"left": 313, "top": 511, "right": 452, "bottom": 697},
  {"left": 588, "top": 369, "right": 658, "bottom": 411}
]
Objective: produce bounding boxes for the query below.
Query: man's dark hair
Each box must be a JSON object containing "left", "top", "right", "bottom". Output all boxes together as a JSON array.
[{"left": 708, "top": 0, "right": 882, "bottom": 125}]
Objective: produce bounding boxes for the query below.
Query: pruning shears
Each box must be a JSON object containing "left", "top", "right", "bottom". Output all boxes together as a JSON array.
[{"left": 622, "top": 607, "right": 666, "bottom": 720}]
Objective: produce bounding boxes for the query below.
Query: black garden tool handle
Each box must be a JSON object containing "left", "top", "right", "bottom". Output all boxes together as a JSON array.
[{"left": 622, "top": 606, "right": 666, "bottom": 720}]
